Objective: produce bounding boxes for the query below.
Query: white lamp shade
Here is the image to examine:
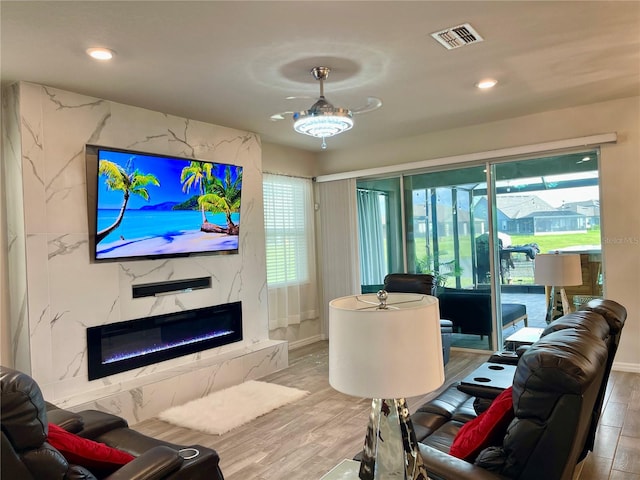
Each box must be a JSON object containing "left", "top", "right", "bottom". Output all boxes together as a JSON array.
[
  {"left": 329, "top": 293, "right": 445, "bottom": 399},
  {"left": 534, "top": 253, "right": 583, "bottom": 286}
]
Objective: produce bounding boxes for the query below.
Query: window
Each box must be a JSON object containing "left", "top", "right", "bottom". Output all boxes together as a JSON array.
[
  {"left": 356, "top": 177, "right": 404, "bottom": 293},
  {"left": 263, "top": 174, "right": 314, "bottom": 286},
  {"left": 357, "top": 150, "right": 602, "bottom": 350}
]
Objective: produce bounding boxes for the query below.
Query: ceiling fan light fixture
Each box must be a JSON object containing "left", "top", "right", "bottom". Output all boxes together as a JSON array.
[
  {"left": 293, "top": 109, "right": 354, "bottom": 138},
  {"left": 293, "top": 110, "right": 353, "bottom": 150},
  {"left": 290, "top": 66, "right": 357, "bottom": 149}
]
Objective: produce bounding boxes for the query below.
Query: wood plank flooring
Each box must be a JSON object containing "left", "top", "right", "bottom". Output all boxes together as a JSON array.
[
  {"left": 580, "top": 369, "right": 640, "bottom": 479},
  {"left": 132, "top": 342, "right": 640, "bottom": 480}
]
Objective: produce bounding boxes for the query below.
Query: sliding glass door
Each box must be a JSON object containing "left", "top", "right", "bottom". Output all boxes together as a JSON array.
[
  {"left": 404, "top": 166, "right": 499, "bottom": 350},
  {"left": 355, "top": 149, "right": 602, "bottom": 352},
  {"left": 494, "top": 151, "right": 602, "bottom": 335},
  {"left": 404, "top": 166, "right": 488, "bottom": 289}
]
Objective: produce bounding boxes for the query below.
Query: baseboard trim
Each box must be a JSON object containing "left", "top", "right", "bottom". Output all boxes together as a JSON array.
[
  {"left": 612, "top": 362, "right": 640, "bottom": 373},
  {"left": 288, "top": 334, "right": 324, "bottom": 351}
]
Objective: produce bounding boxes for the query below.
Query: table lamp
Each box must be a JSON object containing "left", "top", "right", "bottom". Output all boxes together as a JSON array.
[
  {"left": 534, "top": 252, "right": 583, "bottom": 323},
  {"left": 329, "top": 291, "right": 444, "bottom": 480}
]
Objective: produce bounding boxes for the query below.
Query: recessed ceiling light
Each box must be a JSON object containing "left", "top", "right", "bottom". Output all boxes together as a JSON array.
[
  {"left": 86, "top": 47, "right": 115, "bottom": 61},
  {"left": 476, "top": 79, "right": 498, "bottom": 89}
]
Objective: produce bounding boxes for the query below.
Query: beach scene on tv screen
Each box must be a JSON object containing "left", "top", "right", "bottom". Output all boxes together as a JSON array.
[{"left": 95, "top": 149, "right": 242, "bottom": 260}]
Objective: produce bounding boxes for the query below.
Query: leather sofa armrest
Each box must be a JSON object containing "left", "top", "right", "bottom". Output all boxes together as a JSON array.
[
  {"left": 472, "top": 397, "right": 494, "bottom": 415},
  {"left": 47, "top": 408, "right": 85, "bottom": 433},
  {"left": 73, "top": 410, "right": 128, "bottom": 439},
  {"left": 487, "top": 351, "right": 519, "bottom": 365},
  {"left": 66, "top": 464, "right": 100, "bottom": 480},
  {"left": 103, "top": 446, "right": 183, "bottom": 480},
  {"left": 456, "top": 383, "right": 501, "bottom": 401},
  {"left": 419, "top": 444, "right": 508, "bottom": 480}
]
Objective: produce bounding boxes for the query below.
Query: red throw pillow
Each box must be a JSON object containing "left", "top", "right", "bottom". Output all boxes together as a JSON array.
[
  {"left": 47, "top": 423, "right": 135, "bottom": 474},
  {"left": 449, "top": 386, "right": 515, "bottom": 462}
]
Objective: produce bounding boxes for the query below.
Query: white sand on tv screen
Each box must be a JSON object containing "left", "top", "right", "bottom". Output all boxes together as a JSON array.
[{"left": 96, "top": 230, "right": 238, "bottom": 259}]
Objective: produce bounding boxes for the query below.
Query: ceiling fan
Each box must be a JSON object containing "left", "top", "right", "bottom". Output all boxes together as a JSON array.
[{"left": 270, "top": 66, "right": 382, "bottom": 149}]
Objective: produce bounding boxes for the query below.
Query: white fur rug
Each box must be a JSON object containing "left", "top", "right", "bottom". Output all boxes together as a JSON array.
[{"left": 157, "top": 380, "right": 309, "bottom": 435}]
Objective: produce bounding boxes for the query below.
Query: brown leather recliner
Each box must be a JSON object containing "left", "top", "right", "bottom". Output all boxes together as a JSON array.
[{"left": 1, "top": 366, "right": 224, "bottom": 480}]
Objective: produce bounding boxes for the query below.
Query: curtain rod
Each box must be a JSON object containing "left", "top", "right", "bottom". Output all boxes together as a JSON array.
[
  {"left": 314, "top": 133, "right": 617, "bottom": 183},
  {"left": 263, "top": 171, "right": 313, "bottom": 180}
]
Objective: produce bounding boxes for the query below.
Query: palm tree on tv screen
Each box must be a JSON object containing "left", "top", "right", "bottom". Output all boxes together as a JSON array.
[
  {"left": 180, "top": 161, "right": 213, "bottom": 224},
  {"left": 198, "top": 165, "right": 242, "bottom": 235},
  {"left": 96, "top": 159, "right": 160, "bottom": 244}
]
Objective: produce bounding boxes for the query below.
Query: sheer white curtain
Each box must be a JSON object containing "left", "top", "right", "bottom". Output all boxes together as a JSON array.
[
  {"left": 316, "top": 178, "right": 361, "bottom": 335},
  {"left": 263, "top": 174, "right": 318, "bottom": 330},
  {"left": 357, "top": 189, "right": 387, "bottom": 285}
]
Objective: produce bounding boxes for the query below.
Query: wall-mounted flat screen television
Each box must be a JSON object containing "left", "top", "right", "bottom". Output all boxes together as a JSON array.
[{"left": 86, "top": 145, "right": 243, "bottom": 262}]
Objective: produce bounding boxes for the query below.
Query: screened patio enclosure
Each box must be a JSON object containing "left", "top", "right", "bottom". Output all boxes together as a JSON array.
[
  {"left": 405, "top": 168, "right": 487, "bottom": 289},
  {"left": 357, "top": 150, "right": 603, "bottom": 351}
]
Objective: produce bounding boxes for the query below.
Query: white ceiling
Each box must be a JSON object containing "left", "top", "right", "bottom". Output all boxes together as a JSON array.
[{"left": 2, "top": 1, "right": 639, "bottom": 153}]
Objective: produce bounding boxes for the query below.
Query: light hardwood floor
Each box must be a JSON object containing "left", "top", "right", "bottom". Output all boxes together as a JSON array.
[{"left": 133, "top": 342, "right": 640, "bottom": 480}]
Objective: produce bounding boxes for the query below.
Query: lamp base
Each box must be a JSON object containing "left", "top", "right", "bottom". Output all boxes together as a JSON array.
[
  {"left": 358, "top": 398, "right": 428, "bottom": 480},
  {"left": 545, "top": 285, "right": 558, "bottom": 324},
  {"left": 546, "top": 286, "right": 571, "bottom": 324}
]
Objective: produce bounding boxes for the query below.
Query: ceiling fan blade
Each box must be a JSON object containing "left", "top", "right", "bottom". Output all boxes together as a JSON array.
[
  {"left": 271, "top": 96, "right": 317, "bottom": 121},
  {"left": 351, "top": 96, "right": 383, "bottom": 115},
  {"left": 285, "top": 95, "right": 315, "bottom": 101},
  {"left": 270, "top": 111, "right": 294, "bottom": 121}
]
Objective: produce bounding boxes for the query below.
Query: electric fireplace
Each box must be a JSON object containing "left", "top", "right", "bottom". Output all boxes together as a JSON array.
[{"left": 87, "top": 302, "right": 243, "bottom": 380}]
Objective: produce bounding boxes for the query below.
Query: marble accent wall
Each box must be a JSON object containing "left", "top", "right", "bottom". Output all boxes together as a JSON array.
[
  {"left": 3, "top": 82, "right": 285, "bottom": 419},
  {"left": 2, "top": 83, "right": 31, "bottom": 372}
]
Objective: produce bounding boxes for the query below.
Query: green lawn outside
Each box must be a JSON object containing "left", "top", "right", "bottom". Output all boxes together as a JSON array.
[
  {"left": 413, "top": 230, "right": 600, "bottom": 261},
  {"left": 509, "top": 229, "right": 601, "bottom": 253},
  {"left": 411, "top": 229, "right": 601, "bottom": 284}
]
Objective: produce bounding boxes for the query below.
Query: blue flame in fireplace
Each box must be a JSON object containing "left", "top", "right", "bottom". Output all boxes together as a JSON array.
[{"left": 103, "top": 329, "right": 235, "bottom": 364}]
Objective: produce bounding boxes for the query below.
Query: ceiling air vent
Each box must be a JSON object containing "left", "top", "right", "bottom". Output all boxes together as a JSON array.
[{"left": 431, "top": 23, "right": 484, "bottom": 50}]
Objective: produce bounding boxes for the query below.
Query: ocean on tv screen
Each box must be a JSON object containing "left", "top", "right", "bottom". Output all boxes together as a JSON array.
[{"left": 95, "top": 210, "right": 240, "bottom": 259}]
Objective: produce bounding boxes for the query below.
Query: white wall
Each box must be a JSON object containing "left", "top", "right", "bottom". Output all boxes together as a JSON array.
[
  {"left": 262, "top": 142, "right": 317, "bottom": 178},
  {"left": 2, "top": 82, "right": 282, "bottom": 407},
  {"left": 316, "top": 96, "right": 640, "bottom": 371}
]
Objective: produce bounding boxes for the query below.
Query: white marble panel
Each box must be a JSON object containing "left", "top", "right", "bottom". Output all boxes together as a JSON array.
[
  {"left": 7, "top": 82, "right": 280, "bottom": 410},
  {"left": 101, "top": 102, "right": 172, "bottom": 153},
  {"left": 3, "top": 84, "right": 31, "bottom": 373},
  {"left": 40, "top": 86, "right": 111, "bottom": 234},
  {"left": 47, "top": 233, "right": 120, "bottom": 390},
  {"left": 115, "top": 255, "right": 246, "bottom": 317},
  {"left": 132, "top": 358, "right": 244, "bottom": 424},
  {"left": 24, "top": 234, "right": 53, "bottom": 386},
  {"left": 242, "top": 340, "right": 288, "bottom": 381},
  {"left": 64, "top": 340, "right": 285, "bottom": 425},
  {"left": 19, "top": 83, "right": 47, "bottom": 235}
]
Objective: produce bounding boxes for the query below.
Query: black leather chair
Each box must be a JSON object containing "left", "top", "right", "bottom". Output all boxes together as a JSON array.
[
  {"left": 436, "top": 287, "right": 528, "bottom": 337},
  {"left": 1, "top": 366, "right": 224, "bottom": 480},
  {"left": 383, "top": 273, "right": 453, "bottom": 365}
]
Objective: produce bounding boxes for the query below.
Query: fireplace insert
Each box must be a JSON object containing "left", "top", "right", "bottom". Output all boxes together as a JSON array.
[{"left": 87, "top": 302, "right": 242, "bottom": 380}]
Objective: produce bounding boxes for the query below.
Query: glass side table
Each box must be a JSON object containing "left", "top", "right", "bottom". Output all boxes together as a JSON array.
[
  {"left": 320, "top": 458, "right": 436, "bottom": 480},
  {"left": 321, "top": 459, "right": 361, "bottom": 480},
  {"left": 504, "top": 327, "right": 544, "bottom": 351}
]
